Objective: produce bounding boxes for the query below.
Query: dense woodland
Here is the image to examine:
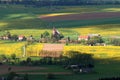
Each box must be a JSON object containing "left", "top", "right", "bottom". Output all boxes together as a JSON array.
[{"left": 0, "top": 0, "right": 120, "bottom": 6}]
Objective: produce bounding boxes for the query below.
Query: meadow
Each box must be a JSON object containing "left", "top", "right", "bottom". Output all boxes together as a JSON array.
[{"left": 0, "top": 5, "right": 120, "bottom": 38}]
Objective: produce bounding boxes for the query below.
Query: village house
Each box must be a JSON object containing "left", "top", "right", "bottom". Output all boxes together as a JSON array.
[
  {"left": 27, "top": 35, "right": 34, "bottom": 41},
  {"left": 111, "top": 36, "right": 120, "bottom": 39},
  {"left": 18, "top": 35, "right": 25, "bottom": 41},
  {"left": 2, "top": 36, "right": 9, "bottom": 40},
  {"left": 78, "top": 34, "right": 100, "bottom": 41},
  {"left": 78, "top": 35, "right": 89, "bottom": 41},
  {"left": 88, "top": 34, "right": 100, "bottom": 38}
]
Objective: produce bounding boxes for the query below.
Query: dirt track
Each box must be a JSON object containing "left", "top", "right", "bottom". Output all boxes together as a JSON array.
[{"left": 40, "top": 12, "right": 120, "bottom": 21}]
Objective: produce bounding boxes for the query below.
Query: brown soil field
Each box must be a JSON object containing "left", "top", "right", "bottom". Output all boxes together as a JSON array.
[
  {"left": 0, "top": 65, "right": 46, "bottom": 75},
  {"left": 39, "top": 44, "right": 64, "bottom": 58},
  {"left": 0, "top": 65, "right": 72, "bottom": 75},
  {"left": 40, "top": 12, "right": 120, "bottom": 21},
  {"left": 43, "top": 44, "right": 64, "bottom": 51}
]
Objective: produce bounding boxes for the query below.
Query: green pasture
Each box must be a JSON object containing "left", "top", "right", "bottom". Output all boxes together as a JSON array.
[
  {"left": 13, "top": 59, "right": 120, "bottom": 80},
  {"left": 0, "top": 5, "right": 120, "bottom": 38}
]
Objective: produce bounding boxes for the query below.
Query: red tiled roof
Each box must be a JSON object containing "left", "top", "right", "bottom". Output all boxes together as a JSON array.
[
  {"left": 19, "top": 35, "right": 24, "bottom": 37},
  {"left": 79, "top": 36, "right": 89, "bottom": 39}
]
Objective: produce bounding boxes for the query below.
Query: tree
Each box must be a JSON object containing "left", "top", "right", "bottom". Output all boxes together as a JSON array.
[
  {"left": 26, "top": 57, "right": 32, "bottom": 63},
  {"left": 6, "top": 31, "right": 11, "bottom": 39},
  {"left": 65, "top": 51, "right": 94, "bottom": 65},
  {"left": 110, "top": 38, "right": 120, "bottom": 46},
  {"left": 7, "top": 72, "right": 18, "bottom": 80},
  {"left": 11, "top": 54, "right": 16, "bottom": 60},
  {"left": 87, "top": 36, "right": 104, "bottom": 46},
  {"left": 11, "top": 54, "right": 17, "bottom": 63},
  {"left": 24, "top": 74, "right": 29, "bottom": 80},
  {"left": 0, "top": 54, "right": 7, "bottom": 62},
  {"left": 46, "top": 73, "right": 55, "bottom": 79},
  {"left": 11, "top": 34, "right": 18, "bottom": 41},
  {"left": 42, "top": 31, "right": 50, "bottom": 38}
]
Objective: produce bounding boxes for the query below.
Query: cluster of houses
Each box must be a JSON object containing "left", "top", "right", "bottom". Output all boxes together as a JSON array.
[
  {"left": 64, "top": 64, "right": 94, "bottom": 73},
  {"left": 78, "top": 34, "right": 101, "bottom": 41},
  {"left": 0, "top": 28, "right": 119, "bottom": 46},
  {"left": 0, "top": 29, "right": 103, "bottom": 45},
  {"left": 0, "top": 35, "right": 26, "bottom": 41}
]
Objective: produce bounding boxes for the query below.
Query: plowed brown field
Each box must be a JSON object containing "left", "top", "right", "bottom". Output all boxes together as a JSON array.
[
  {"left": 0, "top": 65, "right": 46, "bottom": 75},
  {"left": 40, "top": 12, "right": 120, "bottom": 21}
]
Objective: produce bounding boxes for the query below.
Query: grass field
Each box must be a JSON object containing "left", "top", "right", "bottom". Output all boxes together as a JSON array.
[
  {"left": 14, "top": 60, "right": 120, "bottom": 80},
  {"left": 0, "top": 5, "right": 120, "bottom": 38}
]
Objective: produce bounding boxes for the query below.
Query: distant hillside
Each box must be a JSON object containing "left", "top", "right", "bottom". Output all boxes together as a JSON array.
[
  {"left": 0, "top": 5, "right": 120, "bottom": 38},
  {"left": 0, "top": 0, "right": 120, "bottom": 6}
]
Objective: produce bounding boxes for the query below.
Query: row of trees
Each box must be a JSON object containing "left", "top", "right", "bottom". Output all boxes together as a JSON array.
[
  {"left": 0, "top": 51, "right": 94, "bottom": 70},
  {"left": 110, "top": 38, "right": 120, "bottom": 46},
  {"left": 0, "top": 0, "right": 120, "bottom": 6},
  {"left": 19, "top": 51, "right": 94, "bottom": 66},
  {"left": 79, "top": 36, "right": 104, "bottom": 46}
]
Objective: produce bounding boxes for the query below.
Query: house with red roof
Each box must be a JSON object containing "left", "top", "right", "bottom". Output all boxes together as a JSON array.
[
  {"left": 78, "top": 35, "right": 89, "bottom": 41},
  {"left": 18, "top": 35, "right": 25, "bottom": 41}
]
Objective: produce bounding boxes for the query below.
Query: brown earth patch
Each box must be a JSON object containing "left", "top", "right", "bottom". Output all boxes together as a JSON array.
[
  {"left": 0, "top": 65, "right": 47, "bottom": 75},
  {"left": 43, "top": 44, "right": 64, "bottom": 52},
  {"left": 39, "top": 12, "right": 120, "bottom": 21},
  {"left": 39, "top": 44, "right": 64, "bottom": 58}
]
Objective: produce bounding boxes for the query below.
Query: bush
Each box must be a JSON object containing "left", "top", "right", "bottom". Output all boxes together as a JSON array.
[
  {"left": 110, "top": 38, "right": 120, "bottom": 46},
  {"left": 46, "top": 73, "right": 55, "bottom": 79},
  {"left": 7, "top": 72, "right": 18, "bottom": 80},
  {"left": 26, "top": 57, "right": 32, "bottom": 63},
  {"left": 0, "top": 54, "right": 7, "bottom": 62},
  {"left": 11, "top": 54, "right": 16, "bottom": 60},
  {"left": 24, "top": 74, "right": 29, "bottom": 80}
]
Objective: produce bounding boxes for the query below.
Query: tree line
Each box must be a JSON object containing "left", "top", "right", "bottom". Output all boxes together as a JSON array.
[{"left": 0, "top": 0, "right": 120, "bottom": 7}]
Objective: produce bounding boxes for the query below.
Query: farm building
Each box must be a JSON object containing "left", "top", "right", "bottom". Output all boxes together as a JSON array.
[
  {"left": 2, "top": 36, "right": 9, "bottom": 40},
  {"left": 18, "top": 35, "right": 25, "bottom": 41},
  {"left": 88, "top": 34, "right": 100, "bottom": 38},
  {"left": 78, "top": 36, "right": 89, "bottom": 41},
  {"left": 111, "top": 36, "right": 120, "bottom": 39}
]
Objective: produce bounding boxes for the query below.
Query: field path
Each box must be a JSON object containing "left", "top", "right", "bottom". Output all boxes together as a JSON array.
[{"left": 39, "top": 12, "right": 120, "bottom": 21}]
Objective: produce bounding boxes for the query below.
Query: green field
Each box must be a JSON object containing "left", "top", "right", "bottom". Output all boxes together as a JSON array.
[
  {"left": 13, "top": 59, "right": 120, "bottom": 80},
  {"left": 0, "top": 5, "right": 120, "bottom": 38}
]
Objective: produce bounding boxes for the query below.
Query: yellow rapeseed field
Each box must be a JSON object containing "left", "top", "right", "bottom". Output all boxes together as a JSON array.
[
  {"left": 0, "top": 42, "right": 120, "bottom": 59},
  {"left": 64, "top": 46, "right": 120, "bottom": 58},
  {"left": 0, "top": 42, "right": 25, "bottom": 56},
  {"left": 26, "top": 43, "right": 43, "bottom": 56}
]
